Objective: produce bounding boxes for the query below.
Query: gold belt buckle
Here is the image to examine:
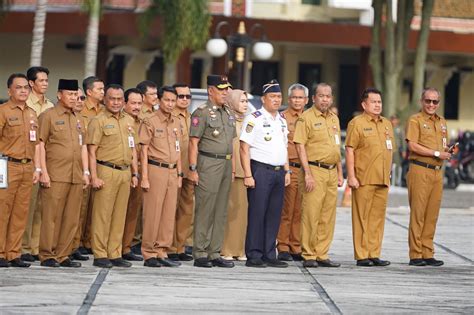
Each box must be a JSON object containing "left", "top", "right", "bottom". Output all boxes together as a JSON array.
[
  {"left": 275, "top": 166, "right": 281, "bottom": 171},
  {"left": 169, "top": 163, "right": 176, "bottom": 169},
  {"left": 225, "top": 154, "right": 232, "bottom": 160},
  {"left": 21, "top": 159, "right": 28, "bottom": 164},
  {"left": 435, "top": 165, "right": 441, "bottom": 170}
]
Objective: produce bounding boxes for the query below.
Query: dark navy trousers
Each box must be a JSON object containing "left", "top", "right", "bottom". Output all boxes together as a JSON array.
[{"left": 245, "top": 160, "right": 285, "bottom": 260}]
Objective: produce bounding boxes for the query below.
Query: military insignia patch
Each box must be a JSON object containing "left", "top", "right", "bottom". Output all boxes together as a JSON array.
[
  {"left": 245, "top": 122, "right": 255, "bottom": 133},
  {"left": 192, "top": 117, "right": 199, "bottom": 127},
  {"left": 252, "top": 111, "right": 262, "bottom": 118}
]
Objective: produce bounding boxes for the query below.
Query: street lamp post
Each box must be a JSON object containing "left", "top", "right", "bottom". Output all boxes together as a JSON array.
[{"left": 206, "top": 21, "right": 274, "bottom": 91}]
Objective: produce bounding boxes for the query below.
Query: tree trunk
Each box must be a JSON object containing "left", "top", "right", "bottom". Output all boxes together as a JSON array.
[
  {"left": 84, "top": 0, "right": 100, "bottom": 78},
  {"left": 30, "top": 0, "right": 48, "bottom": 67},
  {"left": 383, "top": 0, "right": 396, "bottom": 116},
  {"left": 369, "top": 0, "right": 384, "bottom": 92},
  {"left": 410, "top": 0, "right": 434, "bottom": 109}
]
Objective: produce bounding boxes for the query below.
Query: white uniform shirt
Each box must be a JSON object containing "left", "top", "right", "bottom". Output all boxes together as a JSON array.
[{"left": 240, "top": 107, "right": 288, "bottom": 166}]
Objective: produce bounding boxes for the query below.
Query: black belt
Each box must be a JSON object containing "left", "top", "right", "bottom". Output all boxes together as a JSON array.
[
  {"left": 251, "top": 160, "right": 284, "bottom": 171},
  {"left": 148, "top": 159, "right": 177, "bottom": 169},
  {"left": 199, "top": 151, "right": 232, "bottom": 160},
  {"left": 309, "top": 161, "right": 336, "bottom": 170},
  {"left": 410, "top": 160, "right": 442, "bottom": 170},
  {"left": 289, "top": 162, "right": 301, "bottom": 168},
  {"left": 7, "top": 157, "right": 32, "bottom": 164},
  {"left": 97, "top": 160, "right": 129, "bottom": 171}
]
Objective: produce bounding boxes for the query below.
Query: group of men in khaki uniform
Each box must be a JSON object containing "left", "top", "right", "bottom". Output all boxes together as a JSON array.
[{"left": 0, "top": 65, "right": 450, "bottom": 268}]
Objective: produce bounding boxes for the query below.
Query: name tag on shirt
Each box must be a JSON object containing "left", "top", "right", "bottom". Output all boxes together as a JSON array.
[
  {"left": 29, "top": 130, "right": 37, "bottom": 142},
  {"left": 79, "top": 134, "right": 83, "bottom": 146},
  {"left": 335, "top": 134, "right": 340, "bottom": 145},
  {"left": 128, "top": 136, "right": 135, "bottom": 148},
  {"left": 175, "top": 140, "right": 180, "bottom": 152},
  {"left": 386, "top": 139, "right": 393, "bottom": 150}
]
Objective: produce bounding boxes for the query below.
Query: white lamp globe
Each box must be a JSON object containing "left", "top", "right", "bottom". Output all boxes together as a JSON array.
[
  {"left": 253, "top": 42, "right": 274, "bottom": 60},
  {"left": 206, "top": 38, "right": 228, "bottom": 57}
]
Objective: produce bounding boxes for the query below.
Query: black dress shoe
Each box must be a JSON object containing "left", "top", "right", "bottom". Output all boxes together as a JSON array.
[
  {"left": 32, "top": 255, "right": 40, "bottom": 261},
  {"left": 185, "top": 246, "right": 193, "bottom": 255},
  {"left": 303, "top": 259, "right": 318, "bottom": 268},
  {"left": 40, "top": 258, "right": 59, "bottom": 268},
  {"left": 168, "top": 253, "right": 179, "bottom": 261},
  {"left": 144, "top": 258, "right": 162, "bottom": 267},
  {"left": 245, "top": 258, "right": 266, "bottom": 268},
  {"left": 369, "top": 258, "right": 390, "bottom": 266},
  {"left": 122, "top": 252, "right": 143, "bottom": 261},
  {"left": 110, "top": 258, "right": 132, "bottom": 268},
  {"left": 409, "top": 259, "right": 427, "bottom": 266},
  {"left": 178, "top": 253, "right": 193, "bottom": 261},
  {"left": 71, "top": 251, "right": 90, "bottom": 261},
  {"left": 93, "top": 258, "right": 113, "bottom": 268},
  {"left": 194, "top": 257, "right": 212, "bottom": 268},
  {"left": 131, "top": 243, "right": 142, "bottom": 256},
  {"left": 20, "top": 253, "right": 36, "bottom": 262},
  {"left": 263, "top": 258, "right": 288, "bottom": 268},
  {"left": 0, "top": 258, "right": 9, "bottom": 267},
  {"left": 212, "top": 257, "right": 235, "bottom": 268},
  {"left": 10, "top": 258, "right": 31, "bottom": 268},
  {"left": 291, "top": 253, "right": 303, "bottom": 261},
  {"left": 78, "top": 247, "right": 93, "bottom": 255},
  {"left": 158, "top": 258, "right": 181, "bottom": 267},
  {"left": 424, "top": 258, "right": 444, "bottom": 266},
  {"left": 317, "top": 259, "right": 341, "bottom": 267},
  {"left": 60, "top": 258, "right": 81, "bottom": 268},
  {"left": 356, "top": 259, "right": 374, "bottom": 267},
  {"left": 277, "top": 251, "right": 293, "bottom": 261}
]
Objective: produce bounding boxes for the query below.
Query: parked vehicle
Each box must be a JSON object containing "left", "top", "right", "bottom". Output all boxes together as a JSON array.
[{"left": 189, "top": 88, "right": 261, "bottom": 114}]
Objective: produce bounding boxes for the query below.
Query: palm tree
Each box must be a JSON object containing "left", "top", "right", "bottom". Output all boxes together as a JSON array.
[
  {"left": 83, "top": 0, "right": 101, "bottom": 77},
  {"left": 30, "top": 0, "right": 48, "bottom": 67}
]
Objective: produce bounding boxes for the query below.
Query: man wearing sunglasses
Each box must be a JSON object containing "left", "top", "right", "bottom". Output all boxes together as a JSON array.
[
  {"left": 168, "top": 83, "right": 194, "bottom": 262},
  {"left": 406, "top": 87, "right": 450, "bottom": 267}
]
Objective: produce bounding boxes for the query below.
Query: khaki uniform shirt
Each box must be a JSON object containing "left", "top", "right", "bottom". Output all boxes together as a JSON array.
[
  {"left": 406, "top": 111, "right": 447, "bottom": 167},
  {"left": 38, "top": 104, "right": 85, "bottom": 184},
  {"left": 189, "top": 101, "right": 236, "bottom": 155},
  {"left": 173, "top": 108, "right": 191, "bottom": 177},
  {"left": 293, "top": 106, "right": 341, "bottom": 165},
  {"left": 81, "top": 99, "right": 104, "bottom": 130},
  {"left": 139, "top": 110, "right": 181, "bottom": 164},
  {"left": 86, "top": 110, "right": 136, "bottom": 166},
  {"left": 283, "top": 109, "right": 303, "bottom": 162},
  {"left": 139, "top": 105, "right": 154, "bottom": 121},
  {"left": 345, "top": 112, "right": 394, "bottom": 186},
  {"left": 0, "top": 100, "right": 38, "bottom": 160},
  {"left": 26, "top": 93, "right": 54, "bottom": 116}
]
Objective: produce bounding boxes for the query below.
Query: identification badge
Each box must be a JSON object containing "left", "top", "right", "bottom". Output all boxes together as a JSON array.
[
  {"left": 128, "top": 136, "right": 135, "bottom": 148},
  {"left": 29, "top": 130, "right": 37, "bottom": 142},
  {"left": 443, "top": 137, "right": 447, "bottom": 148},
  {"left": 386, "top": 139, "right": 393, "bottom": 150},
  {"left": 79, "top": 134, "right": 83, "bottom": 146},
  {"left": 175, "top": 140, "right": 180, "bottom": 152},
  {"left": 335, "top": 134, "right": 340, "bottom": 145},
  {"left": 0, "top": 155, "right": 7, "bottom": 189}
]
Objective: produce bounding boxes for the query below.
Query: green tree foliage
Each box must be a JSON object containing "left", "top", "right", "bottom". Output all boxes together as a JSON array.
[{"left": 141, "top": 0, "right": 211, "bottom": 63}]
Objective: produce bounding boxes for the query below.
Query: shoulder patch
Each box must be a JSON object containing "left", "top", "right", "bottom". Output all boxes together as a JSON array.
[
  {"left": 191, "top": 117, "right": 200, "bottom": 127},
  {"left": 198, "top": 103, "right": 208, "bottom": 110},
  {"left": 280, "top": 112, "right": 286, "bottom": 119},
  {"left": 252, "top": 111, "right": 262, "bottom": 118},
  {"left": 245, "top": 121, "right": 255, "bottom": 133}
]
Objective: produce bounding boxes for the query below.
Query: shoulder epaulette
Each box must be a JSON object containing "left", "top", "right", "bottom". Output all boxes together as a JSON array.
[
  {"left": 198, "top": 103, "right": 208, "bottom": 110},
  {"left": 279, "top": 112, "right": 285, "bottom": 119},
  {"left": 252, "top": 110, "right": 262, "bottom": 118}
]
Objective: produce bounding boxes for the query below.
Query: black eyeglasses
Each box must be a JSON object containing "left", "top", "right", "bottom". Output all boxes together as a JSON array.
[
  {"left": 78, "top": 96, "right": 86, "bottom": 101},
  {"left": 423, "top": 99, "right": 439, "bottom": 105},
  {"left": 177, "top": 94, "right": 192, "bottom": 100}
]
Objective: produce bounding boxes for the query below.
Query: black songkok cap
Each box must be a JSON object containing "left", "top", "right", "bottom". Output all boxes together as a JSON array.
[{"left": 58, "top": 79, "right": 78, "bottom": 91}]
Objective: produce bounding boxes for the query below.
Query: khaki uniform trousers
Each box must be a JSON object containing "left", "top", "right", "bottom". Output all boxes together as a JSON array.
[
  {"left": 39, "top": 182, "right": 83, "bottom": 263},
  {"left": 142, "top": 166, "right": 178, "bottom": 260},
  {"left": 78, "top": 187, "right": 94, "bottom": 249},
  {"left": 122, "top": 182, "right": 143, "bottom": 255},
  {"left": 351, "top": 184, "right": 388, "bottom": 260},
  {"left": 193, "top": 157, "right": 232, "bottom": 260},
  {"left": 407, "top": 164, "right": 443, "bottom": 259},
  {"left": 0, "top": 162, "right": 33, "bottom": 261},
  {"left": 21, "top": 183, "right": 41, "bottom": 255},
  {"left": 91, "top": 165, "right": 131, "bottom": 259},
  {"left": 169, "top": 177, "right": 194, "bottom": 254},
  {"left": 300, "top": 166, "right": 337, "bottom": 261},
  {"left": 221, "top": 178, "right": 248, "bottom": 258},
  {"left": 72, "top": 187, "right": 92, "bottom": 251},
  {"left": 277, "top": 165, "right": 302, "bottom": 254}
]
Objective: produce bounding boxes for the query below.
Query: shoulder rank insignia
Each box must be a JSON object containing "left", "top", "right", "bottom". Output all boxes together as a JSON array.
[
  {"left": 279, "top": 112, "right": 285, "bottom": 119},
  {"left": 252, "top": 111, "right": 262, "bottom": 118},
  {"left": 245, "top": 121, "right": 255, "bottom": 133}
]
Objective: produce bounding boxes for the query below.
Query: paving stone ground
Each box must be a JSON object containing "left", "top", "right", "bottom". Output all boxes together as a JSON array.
[{"left": 1, "top": 193, "right": 473, "bottom": 314}]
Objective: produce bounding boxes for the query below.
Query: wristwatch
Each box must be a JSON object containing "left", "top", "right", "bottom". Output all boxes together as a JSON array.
[
  {"left": 83, "top": 170, "right": 91, "bottom": 176},
  {"left": 132, "top": 173, "right": 139, "bottom": 178},
  {"left": 286, "top": 169, "right": 292, "bottom": 174},
  {"left": 178, "top": 172, "right": 184, "bottom": 177},
  {"left": 35, "top": 168, "right": 42, "bottom": 173},
  {"left": 189, "top": 164, "right": 197, "bottom": 171},
  {"left": 434, "top": 150, "right": 440, "bottom": 158}
]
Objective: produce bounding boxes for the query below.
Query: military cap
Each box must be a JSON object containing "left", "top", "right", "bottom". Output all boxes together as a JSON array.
[
  {"left": 207, "top": 74, "right": 232, "bottom": 89},
  {"left": 262, "top": 79, "right": 281, "bottom": 94}
]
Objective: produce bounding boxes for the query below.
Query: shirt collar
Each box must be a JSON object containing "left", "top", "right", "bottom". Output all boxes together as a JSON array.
[
  {"left": 105, "top": 109, "right": 124, "bottom": 119},
  {"left": 8, "top": 100, "right": 26, "bottom": 110},
  {"left": 85, "top": 99, "right": 101, "bottom": 111},
  {"left": 173, "top": 107, "right": 188, "bottom": 118},
  {"left": 420, "top": 110, "right": 440, "bottom": 121},
  {"left": 156, "top": 109, "right": 173, "bottom": 122},
  {"left": 363, "top": 112, "right": 382, "bottom": 122},
  {"left": 54, "top": 102, "right": 73, "bottom": 115}
]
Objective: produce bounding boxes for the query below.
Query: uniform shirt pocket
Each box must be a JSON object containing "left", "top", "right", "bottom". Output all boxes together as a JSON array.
[
  {"left": 103, "top": 127, "right": 118, "bottom": 136},
  {"left": 7, "top": 117, "right": 23, "bottom": 136}
]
